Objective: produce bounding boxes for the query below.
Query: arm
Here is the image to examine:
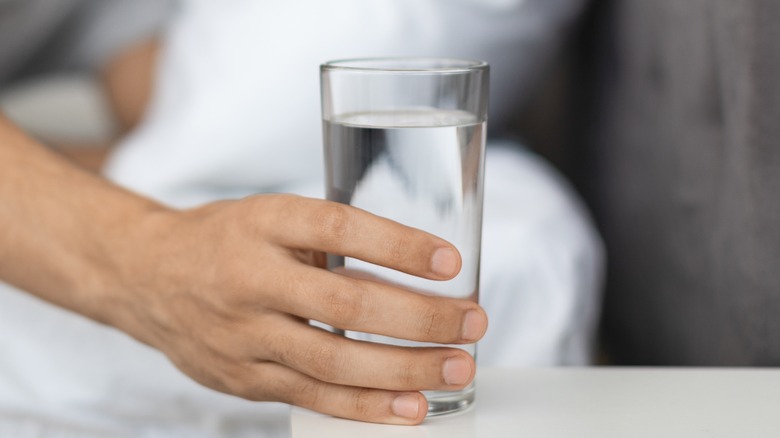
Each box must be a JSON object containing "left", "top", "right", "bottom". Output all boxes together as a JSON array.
[
  {"left": 53, "top": 38, "right": 159, "bottom": 171},
  {"left": 0, "top": 115, "right": 487, "bottom": 424},
  {"left": 102, "top": 38, "right": 159, "bottom": 134}
]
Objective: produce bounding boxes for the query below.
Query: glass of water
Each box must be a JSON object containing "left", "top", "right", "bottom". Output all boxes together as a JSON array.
[{"left": 320, "top": 58, "right": 488, "bottom": 416}]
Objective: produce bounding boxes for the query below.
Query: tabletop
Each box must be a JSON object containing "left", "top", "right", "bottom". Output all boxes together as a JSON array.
[{"left": 291, "top": 367, "right": 780, "bottom": 437}]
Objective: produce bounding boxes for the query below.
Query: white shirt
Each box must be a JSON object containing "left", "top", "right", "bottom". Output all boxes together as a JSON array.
[
  {"left": 105, "top": 0, "right": 586, "bottom": 206},
  {"left": 0, "top": 1, "right": 599, "bottom": 436}
]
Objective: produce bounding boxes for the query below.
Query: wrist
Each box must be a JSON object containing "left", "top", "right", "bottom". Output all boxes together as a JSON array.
[{"left": 92, "top": 202, "right": 182, "bottom": 344}]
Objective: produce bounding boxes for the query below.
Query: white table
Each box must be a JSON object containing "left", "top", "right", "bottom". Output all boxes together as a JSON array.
[{"left": 291, "top": 367, "right": 780, "bottom": 437}]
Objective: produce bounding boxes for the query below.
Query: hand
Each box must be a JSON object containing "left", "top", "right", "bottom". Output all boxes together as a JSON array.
[{"left": 106, "top": 194, "right": 488, "bottom": 425}]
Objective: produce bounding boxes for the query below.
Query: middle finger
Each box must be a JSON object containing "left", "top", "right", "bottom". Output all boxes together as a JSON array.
[
  {"left": 261, "top": 319, "right": 476, "bottom": 392},
  {"left": 266, "top": 263, "right": 487, "bottom": 345}
]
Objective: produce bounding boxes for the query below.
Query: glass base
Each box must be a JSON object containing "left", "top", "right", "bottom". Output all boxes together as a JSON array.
[{"left": 425, "top": 383, "right": 475, "bottom": 417}]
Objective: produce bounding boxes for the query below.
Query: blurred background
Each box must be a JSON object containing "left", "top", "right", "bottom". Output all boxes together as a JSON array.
[
  {"left": 2, "top": 0, "right": 779, "bottom": 367},
  {"left": 519, "top": 0, "right": 780, "bottom": 366}
]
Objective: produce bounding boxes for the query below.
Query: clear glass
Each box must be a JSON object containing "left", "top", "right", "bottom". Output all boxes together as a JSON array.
[{"left": 320, "top": 58, "right": 488, "bottom": 416}]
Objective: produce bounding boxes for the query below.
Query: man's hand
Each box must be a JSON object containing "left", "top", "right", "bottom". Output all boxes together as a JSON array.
[
  {"left": 104, "top": 195, "right": 488, "bottom": 425},
  {"left": 0, "top": 116, "right": 486, "bottom": 424}
]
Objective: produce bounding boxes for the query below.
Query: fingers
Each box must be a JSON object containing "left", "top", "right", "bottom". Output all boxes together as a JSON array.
[
  {"left": 268, "top": 264, "right": 487, "bottom": 344},
  {"left": 256, "top": 363, "right": 428, "bottom": 425},
  {"left": 260, "top": 196, "right": 461, "bottom": 280},
  {"left": 260, "top": 321, "right": 476, "bottom": 392}
]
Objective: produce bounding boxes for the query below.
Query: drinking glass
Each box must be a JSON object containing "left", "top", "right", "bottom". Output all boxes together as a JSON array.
[{"left": 320, "top": 58, "right": 489, "bottom": 416}]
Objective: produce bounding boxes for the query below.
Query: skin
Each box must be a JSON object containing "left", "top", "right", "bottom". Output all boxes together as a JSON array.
[
  {"left": 0, "top": 39, "right": 488, "bottom": 425},
  {"left": 52, "top": 38, "right": 159, "bottom": 171}
]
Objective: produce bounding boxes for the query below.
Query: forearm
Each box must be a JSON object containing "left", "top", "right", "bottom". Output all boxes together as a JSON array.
[
  {"left": 51, "top": 39, "right": 159, "bottom": 172},
  {"left": 0, "top": 115, "right": 167, "bottom": 323},
  {"left": 102, "top": 38, "right": 159, "bottom": 134}
]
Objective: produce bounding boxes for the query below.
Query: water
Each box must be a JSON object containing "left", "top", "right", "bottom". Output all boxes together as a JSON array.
[{"left": 324, "top": 108, "right": 486, "bottom": 416}]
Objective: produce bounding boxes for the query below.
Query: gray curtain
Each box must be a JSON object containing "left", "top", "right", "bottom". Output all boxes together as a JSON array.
[
  {"left": 571, "top": 0, "right": 780, "bottom": 365},
  {"left": 0, "top": 0, "right": 175, "bottom": 87}
]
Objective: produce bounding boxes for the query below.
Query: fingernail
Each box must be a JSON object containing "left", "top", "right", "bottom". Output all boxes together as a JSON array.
[
  {"left": 392, "top": 394, "right": 420, "bottom": 419},
  {"left": 443, "top": 356, "right": 472, "bottom": 386},
  {"left": 462, "top": 310, "right": 486, "bottom": 342},
  {"left": 431, "top": 247, "right": 459, "bottom": 277}
]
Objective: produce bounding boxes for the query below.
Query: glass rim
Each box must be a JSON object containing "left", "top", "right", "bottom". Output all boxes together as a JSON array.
[{"left": 321, "top": 57, "right": 488, "bottom": 73}]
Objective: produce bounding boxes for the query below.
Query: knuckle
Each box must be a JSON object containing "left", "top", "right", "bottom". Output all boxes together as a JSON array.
[
  {"left": 417, "top": 304, "right": 446, "bottom": 340},
  {"left": 303, "top": 339, "right": 342, "bottom": 382},
  {"left": 351, "top": 388, "right": 374, "bottom": 418},
  {"left": 290, "top": 377, "right": 325, "bottom": 409},
  {"left": 269, "top": 332, "right": 295, "bottom": 365},
  {"left": 269, "top": 370, "right": 323, "bottom": 408},
  {"left": 314, "top": 203, "right": 352, "bottom": 246},
  {"left": 244, "top": 195, "right": 277, "bottom": 229},
  {"left": 251, "top": 194, "right": 295, "bottom": 235},
  {"left": 209, "top": 266, "right": 254, "bottom": 307},
  {"left": 324, "top": 283, "right": 367, "bottom": 327},
  {"left": 395, "top": 359, "right": 420, "bottom": 389},
  {"left": 221, "top": 364, "right": 256, "bottom": 399},
  {"left": 384, "top": 234, "right": 409, "bottom": 266}
]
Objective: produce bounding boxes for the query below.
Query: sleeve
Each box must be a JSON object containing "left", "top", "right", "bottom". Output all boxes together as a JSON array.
[
  {"left": 104, "top": 0, "right": 588, "bottom": 206},
  {"left": 0, "top": 0, "right": 82, "bottom": 86},
  {"left": 3, "top": 0, "right": 177, "bottom": 82}
]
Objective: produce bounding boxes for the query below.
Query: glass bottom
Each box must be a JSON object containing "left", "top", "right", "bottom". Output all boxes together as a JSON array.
[{"left": 425, "top": 383, "right": 475, "bottom": 417}]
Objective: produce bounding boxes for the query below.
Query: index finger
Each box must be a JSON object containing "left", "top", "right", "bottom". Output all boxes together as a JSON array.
[{"left": 261, "top": 195, "right": 462, "bottom": 280}]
